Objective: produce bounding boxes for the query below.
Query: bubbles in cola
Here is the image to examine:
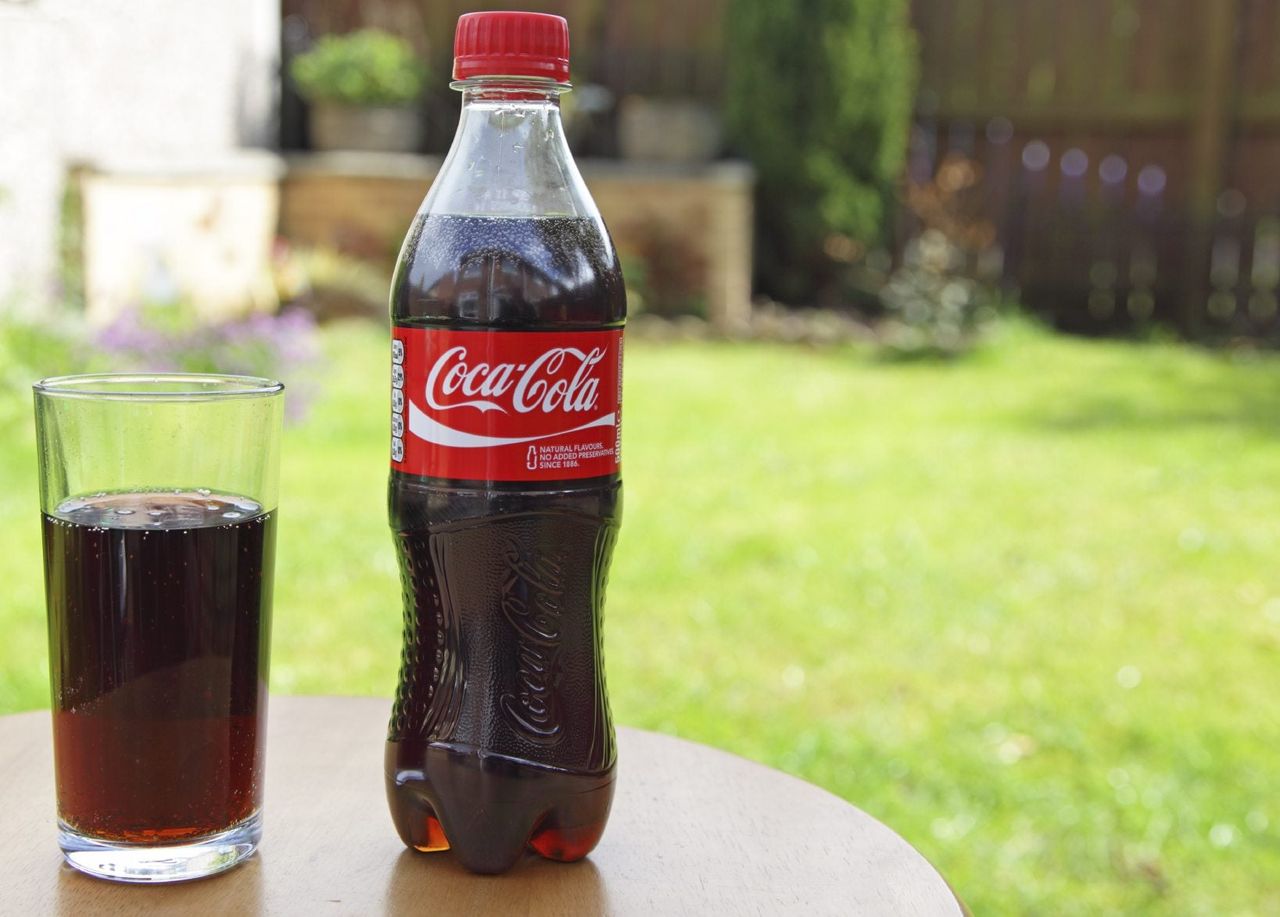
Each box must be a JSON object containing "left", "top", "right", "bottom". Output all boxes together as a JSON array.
[
  {"left": 385, "top": 11, "right": 625, "bottom": 874},
  {"left": 43, "top": 492, "right": 273, "bottom": 843}
]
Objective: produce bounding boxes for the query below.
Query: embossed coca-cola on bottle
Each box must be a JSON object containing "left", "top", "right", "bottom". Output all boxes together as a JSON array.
[{"left": 385, "top": 11, "right": 624, "bottom": 874}]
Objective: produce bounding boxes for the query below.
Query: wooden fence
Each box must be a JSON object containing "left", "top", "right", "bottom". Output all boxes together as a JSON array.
[
  {"left": 282, "top": 0, "right": 727, "bottom": 97},
  {"left": 911, "top": 0, "right": 1280, "bottom": 336},
  {"left": 283, "top": 0, "right": 1280, "bottom": 336},
  {"left": 281, "top": 0, "right": 728, "bottom": 158}
]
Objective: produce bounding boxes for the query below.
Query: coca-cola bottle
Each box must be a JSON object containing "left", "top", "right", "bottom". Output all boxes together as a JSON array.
[{"left": 385, "top": 11, "right": 624, "bottom": 875}]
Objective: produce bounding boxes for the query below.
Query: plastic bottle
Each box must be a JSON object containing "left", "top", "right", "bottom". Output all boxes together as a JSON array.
[{"left": 385, "top": 11, "right": 624, "bottom": 875}]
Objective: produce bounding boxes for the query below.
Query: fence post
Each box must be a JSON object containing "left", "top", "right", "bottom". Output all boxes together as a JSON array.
[{"left": 1183, "top": 0, "right": 1240, "bottom": 334}]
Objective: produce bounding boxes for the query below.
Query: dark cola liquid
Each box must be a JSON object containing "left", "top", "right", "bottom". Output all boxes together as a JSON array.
[
  {"left": 42, "top": 492, "right": 274, "bottom": 842},
  {"left": 388, "top": 215, "right": 624, "bottom": 873}
]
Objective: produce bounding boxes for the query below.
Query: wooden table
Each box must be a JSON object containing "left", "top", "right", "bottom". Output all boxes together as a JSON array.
[{"left": 0, "top": 696, "right": 965, "bottom": 915}]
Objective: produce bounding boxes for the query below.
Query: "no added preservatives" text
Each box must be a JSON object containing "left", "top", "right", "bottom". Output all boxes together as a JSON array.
[{"left": 525, "top": 440, "right": 615, "bottom": 471}]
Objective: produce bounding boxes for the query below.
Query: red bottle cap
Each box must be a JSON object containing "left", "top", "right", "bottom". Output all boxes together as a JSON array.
[{"left": 453, "top": 11, "right": 570, "bottom": 83}]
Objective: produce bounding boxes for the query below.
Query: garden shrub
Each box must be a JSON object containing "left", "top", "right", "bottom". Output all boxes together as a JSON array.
[
  {"left": 291, "top": 29, "right": 425, "bottom": 106},
  {"left": 726, "top": 0, "right": 917, "bottom": 305}
]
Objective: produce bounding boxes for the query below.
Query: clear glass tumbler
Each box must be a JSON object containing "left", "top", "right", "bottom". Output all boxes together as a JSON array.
[{"left": 33, "top": 373, "right": 284, "bottom": 883}]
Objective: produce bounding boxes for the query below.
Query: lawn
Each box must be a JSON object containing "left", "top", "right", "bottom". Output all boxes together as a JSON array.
[{"left": 2, "top": 319, "right": 1278, "bottom": 913}]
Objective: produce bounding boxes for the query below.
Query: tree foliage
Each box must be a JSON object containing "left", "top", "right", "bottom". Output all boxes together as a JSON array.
[{"left": 726, "top": 0, "right": 917, "bottom": 303}]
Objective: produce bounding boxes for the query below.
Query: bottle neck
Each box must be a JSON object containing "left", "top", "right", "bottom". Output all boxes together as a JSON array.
[
  {"left": 455, "top": 77, "right": 566, "bottom": 107},
  {"left": 422, "top": 77, "right": 595, "bottom": 220}
]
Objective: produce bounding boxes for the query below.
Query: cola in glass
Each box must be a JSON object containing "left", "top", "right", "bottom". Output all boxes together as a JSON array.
[
  {"left": 385, "top": 11, "right": 626, "bottom": 874},
  {"left": 43, "top": 491, "right": 274, "bottom": 842}
]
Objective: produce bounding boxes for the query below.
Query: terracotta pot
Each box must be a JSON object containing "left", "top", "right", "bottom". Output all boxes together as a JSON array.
[{"left": 310, "top": 103, "right": 422, "bottom": 153}]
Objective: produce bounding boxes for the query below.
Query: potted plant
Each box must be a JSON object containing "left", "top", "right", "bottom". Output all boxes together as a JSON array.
[{"left": 290, "top": 29, "right": 426, "bottom": 153}]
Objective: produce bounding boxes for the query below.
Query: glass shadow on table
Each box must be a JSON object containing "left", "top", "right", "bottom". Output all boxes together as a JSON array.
[
  {"left": 54, "top": 848, "right": 265, "bottom": 913},
  {"left": 384, "top": 850, "right": 609, "bottom": 914}
]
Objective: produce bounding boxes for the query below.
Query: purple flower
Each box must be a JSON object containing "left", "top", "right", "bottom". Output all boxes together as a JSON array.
[{"left": 93, "top": 306, "right": 323, "bottom": 423}]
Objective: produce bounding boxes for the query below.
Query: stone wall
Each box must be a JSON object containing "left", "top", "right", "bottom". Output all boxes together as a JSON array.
[
  {"left": 279, "top": 152, "right": 753, "bottom": 326},
  {"left": 79, "top": 156, "right": 284, "bottom": 323},
  {"left": 0, "top": 0, "right": 278, "bottom": 313}
]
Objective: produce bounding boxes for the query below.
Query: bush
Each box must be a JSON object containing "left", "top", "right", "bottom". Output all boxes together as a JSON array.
[
  {"left": 726, "top": 0, "right": 917, "bottom": 304},
  {"left": 0, "top": 304, "right": 323, "bottom": 424},
  {"left": 272, "top": 242, "right": 388, "bottom": 322},
  {"left": 616, "top": 219, "right": 708, "bottom": 318},
  {"left": 878, "top": 230, "right": 1000, "bottom": 358},
  {"left": 0, "top": 314, "right": 88, "bottom": 433},
  {"left": 291, "top": 29, "right": 425, "bottom": 107},
  {"left": 877, "top": 153, "right": 1004, "bottom": 358}
]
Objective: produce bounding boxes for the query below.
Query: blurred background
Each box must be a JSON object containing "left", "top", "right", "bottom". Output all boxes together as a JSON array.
[{"left": 2, "top": 1, "right": 1279, "bottom": 912}]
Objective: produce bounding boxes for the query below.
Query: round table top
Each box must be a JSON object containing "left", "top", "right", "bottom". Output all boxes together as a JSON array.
[{"left": 0, "top": 695, "right": 964, "bottom": 916}]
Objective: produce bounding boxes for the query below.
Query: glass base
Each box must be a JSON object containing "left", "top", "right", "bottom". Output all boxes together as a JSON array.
[{"left": 58, "top": 811, "right": 262, "bottom": 883}]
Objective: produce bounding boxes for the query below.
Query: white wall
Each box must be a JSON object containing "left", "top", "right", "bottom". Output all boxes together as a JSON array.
[{"left": 0, "top": 0, "right": 279, "bottom": 313}]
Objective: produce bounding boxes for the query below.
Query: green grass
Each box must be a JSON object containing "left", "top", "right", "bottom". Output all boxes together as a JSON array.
[{"left": 4, "top": 319, "right": 1279, "bottom": 914}]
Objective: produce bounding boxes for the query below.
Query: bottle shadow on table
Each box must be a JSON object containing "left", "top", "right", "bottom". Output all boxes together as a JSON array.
[{"left": 385, "top": 850, "right": 608, "bottom": 914}]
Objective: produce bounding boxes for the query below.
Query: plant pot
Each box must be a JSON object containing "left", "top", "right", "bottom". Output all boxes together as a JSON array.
[
  {"left": 618, "top": 97, "right": 722, "bottom": 163},
  {"left": 309, "top": 103, "right": 422, "bottom": 154}
]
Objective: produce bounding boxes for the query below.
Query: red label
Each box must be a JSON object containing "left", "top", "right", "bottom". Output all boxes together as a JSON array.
[{"left": 391, "top": 327, "right": 623, "bottom": 482}]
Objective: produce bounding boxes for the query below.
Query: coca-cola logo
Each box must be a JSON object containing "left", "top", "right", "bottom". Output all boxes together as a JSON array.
[
  {"left": 394, "top": 327, "right": 623, "bottom": 479},
  {"left": 426, "top": 345, "right": 605, "bottom": 415},
  {"left": 497, "top": 537, "right": 564, "bottom": 745}
]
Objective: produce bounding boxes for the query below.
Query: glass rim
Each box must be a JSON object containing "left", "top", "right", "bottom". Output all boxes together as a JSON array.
[{"left": 33, "top": 372, "right": 285, "bottom": 402}]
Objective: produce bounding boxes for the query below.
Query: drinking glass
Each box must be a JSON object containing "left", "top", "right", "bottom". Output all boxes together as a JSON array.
[{"left": 33, "top": 373, "right": 283, "bottom": 882}]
